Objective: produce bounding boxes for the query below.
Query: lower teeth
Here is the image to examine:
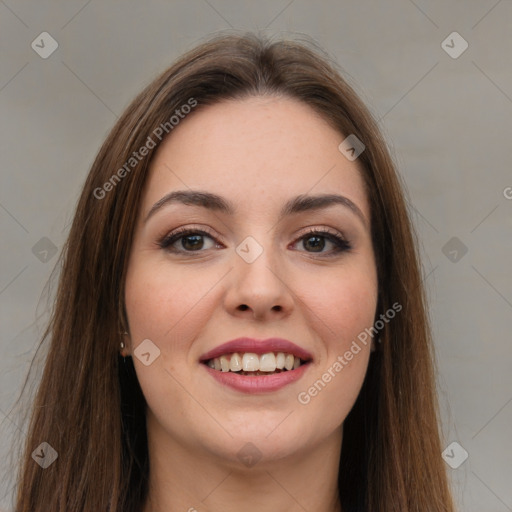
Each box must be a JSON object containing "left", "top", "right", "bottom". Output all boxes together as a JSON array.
[{"left": 237, "top": 369, "right": 285, "bottom": 376}]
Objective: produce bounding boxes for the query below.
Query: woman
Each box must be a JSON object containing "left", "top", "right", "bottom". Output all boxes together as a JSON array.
[{"left": 14, "top": 34, "right": 455, "bottom": 511}]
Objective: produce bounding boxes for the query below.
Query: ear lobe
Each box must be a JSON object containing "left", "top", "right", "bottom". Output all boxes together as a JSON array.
[
  {"left": 370, "top": 336, "right": 380, "bottom": 352},
  {"left": 120, "top": 331, "right": 131, "bottom": 356}
]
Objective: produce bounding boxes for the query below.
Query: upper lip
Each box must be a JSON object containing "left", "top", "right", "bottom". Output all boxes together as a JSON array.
[{"left": 199, "top": 337, "right": 313, "bottom": 362}]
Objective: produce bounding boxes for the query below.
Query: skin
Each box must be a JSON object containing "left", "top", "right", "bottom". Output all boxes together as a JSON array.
[{"left": 123, "top": 96, "right": 378, "bottom": 512}]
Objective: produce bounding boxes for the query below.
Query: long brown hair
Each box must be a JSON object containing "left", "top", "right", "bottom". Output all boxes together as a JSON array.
[{"left": 13, "top": 33, "right": 455, "bottom": 511}]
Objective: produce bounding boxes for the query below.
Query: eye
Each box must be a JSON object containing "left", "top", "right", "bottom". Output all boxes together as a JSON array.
[
  {"left": 158, "top": 227, "right": 222, "bottom": 253},
  {"left": 291, "top": 228, "right": 351, "bottom": 256},
  {"left": 158, "top": 226, "right": 351, "bottom": 256}
]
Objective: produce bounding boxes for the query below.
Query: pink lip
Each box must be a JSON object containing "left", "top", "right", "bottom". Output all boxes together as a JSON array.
[
  {"left": 199, "top": 337, "right": 313, "bottom": 362},
  {"left": 202, "top": 361, "right": 311, "bottom": 393}
]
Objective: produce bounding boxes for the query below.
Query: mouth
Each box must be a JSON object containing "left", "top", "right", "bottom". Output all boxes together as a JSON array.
[
  {"left": 202, "top": 351, "right": 311, "bottom": 376},
  {"left": 199, "top": 338, "right": 313, "bottom": 393}
]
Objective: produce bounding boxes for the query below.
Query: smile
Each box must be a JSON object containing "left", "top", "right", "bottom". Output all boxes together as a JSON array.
[
  {"left": 199, "top": 337, "right": 313, "bottom": 392},
  {"left": 204, "top": 351, "right": 306, "bottom": 375}
]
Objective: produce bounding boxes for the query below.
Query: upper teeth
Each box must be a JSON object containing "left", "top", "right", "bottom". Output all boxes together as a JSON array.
[{"left": 207, "top": 352, "right": 302, "bottom": 372}]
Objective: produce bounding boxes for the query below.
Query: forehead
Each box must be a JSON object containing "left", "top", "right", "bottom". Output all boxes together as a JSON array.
[{"left": 143, "top": 96, "right": 369, "bottom": 219}]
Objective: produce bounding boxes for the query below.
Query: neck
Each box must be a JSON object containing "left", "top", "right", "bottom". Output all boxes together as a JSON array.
[{"left": 142, "top": 413, "right": 343, "bottom": 512}]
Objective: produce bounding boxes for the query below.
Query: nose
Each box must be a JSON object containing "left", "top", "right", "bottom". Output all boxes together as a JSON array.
[{"left": 223, "top": 243, "right": 294, "bottom": 321}]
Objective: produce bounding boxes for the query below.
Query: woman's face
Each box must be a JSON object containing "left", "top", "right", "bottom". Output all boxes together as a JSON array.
[{"left": 124, "top": 96, "right": 378, "bottom": 465}]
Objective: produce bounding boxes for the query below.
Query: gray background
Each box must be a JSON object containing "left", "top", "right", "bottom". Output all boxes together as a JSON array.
[{"left": 1, "top": 1, "right": 511, "bottom": 510}]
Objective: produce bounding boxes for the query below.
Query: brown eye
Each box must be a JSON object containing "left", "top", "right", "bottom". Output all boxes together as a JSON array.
[
  {"left": 302, "top": 234, "right": 326, "bottom": 252},
  {"left": 293, "top": 229, "right": 351, "bottom": 256},
  {"left": 159, "top": 229, "right": 219, "bottom": 253},
  {"left": 180, "top": 234, "right": 205, "bottom": 251}
]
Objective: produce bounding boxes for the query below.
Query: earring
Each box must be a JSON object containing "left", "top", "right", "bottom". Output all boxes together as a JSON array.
[{"left": 120, "top": 331, "right": 128, "bottom": 351}]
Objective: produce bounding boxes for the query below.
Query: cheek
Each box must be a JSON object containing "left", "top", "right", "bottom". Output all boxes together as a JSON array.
[
  {"left": 124, "top": 262, "right": 190, "bottom": 386},
  {"left": 292, "top": 263, "right": 377, "bottom": 432},
  {"left": 124, "top": 258, "right": 216, "bottom": 339},
  {"left": 331, "top": 276, "right": 377, "bottom": 344},
  {"left": 123, "top": 259, "right": 209, "bottom": 421},
  {"left": 294, "top": 260, "right": 378, "bottom": 346},
  {"left": 124, "top": 257, "right": 234, "bottom": 389},
  {"left": 320, "top": 266, "right": 377, "bottom": 380}
]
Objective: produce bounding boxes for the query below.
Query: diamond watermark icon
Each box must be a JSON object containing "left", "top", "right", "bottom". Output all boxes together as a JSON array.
[
  {"left": 237, "top": 442, "right": 263, "bottom": 468},
  {"left": 134, "top": 338, "right": 161, "bottom": 366},
  {"left": 338, "top": 134, "right": 365, "bottom": 161},
  {"left": 442, "top": 441, "right": 468, "bottom": 469},
  {"left": 236, "top": 236, "right": 263, "bottom": 264},
  {"left": 441, "top": 32, "right": 468, "bottom": 59},
  {"left": 442, "top": 237, "right": 468, "bottom": 263},
  {"left": 31, "top": 32, "right": 59, "bottom": 59},
  {"left": 32, "top": 237, "right": 58, "bottom": 263},
  {"left": 31, "top": 442, "right": 58, "bottom": 469}
]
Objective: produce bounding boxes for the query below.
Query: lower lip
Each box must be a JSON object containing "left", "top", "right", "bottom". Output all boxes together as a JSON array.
[{"left": 202, "top": 363, "right": 311, "bottom": 393}]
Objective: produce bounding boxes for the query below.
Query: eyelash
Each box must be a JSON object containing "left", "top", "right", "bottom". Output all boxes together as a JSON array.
[{"left": 157, "top": 226, "right": 351, "bottom": 257}]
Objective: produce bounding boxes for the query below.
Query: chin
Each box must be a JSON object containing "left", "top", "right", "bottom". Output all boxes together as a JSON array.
[{"left": 202, "top": 418, "right": 310, "bottom": 463}]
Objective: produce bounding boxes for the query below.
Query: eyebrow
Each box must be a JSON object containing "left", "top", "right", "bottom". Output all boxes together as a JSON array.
[{"left": 144, "top": 190, "right": 368, "bottom": 227}]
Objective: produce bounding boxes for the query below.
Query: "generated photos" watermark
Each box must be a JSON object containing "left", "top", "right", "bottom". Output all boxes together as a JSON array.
[
  {"left": 93, "top": 97, "right": 198, "bottom": 200},
  {"left": 297, "top": 302, "right": 402, "bottom": 405}
]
